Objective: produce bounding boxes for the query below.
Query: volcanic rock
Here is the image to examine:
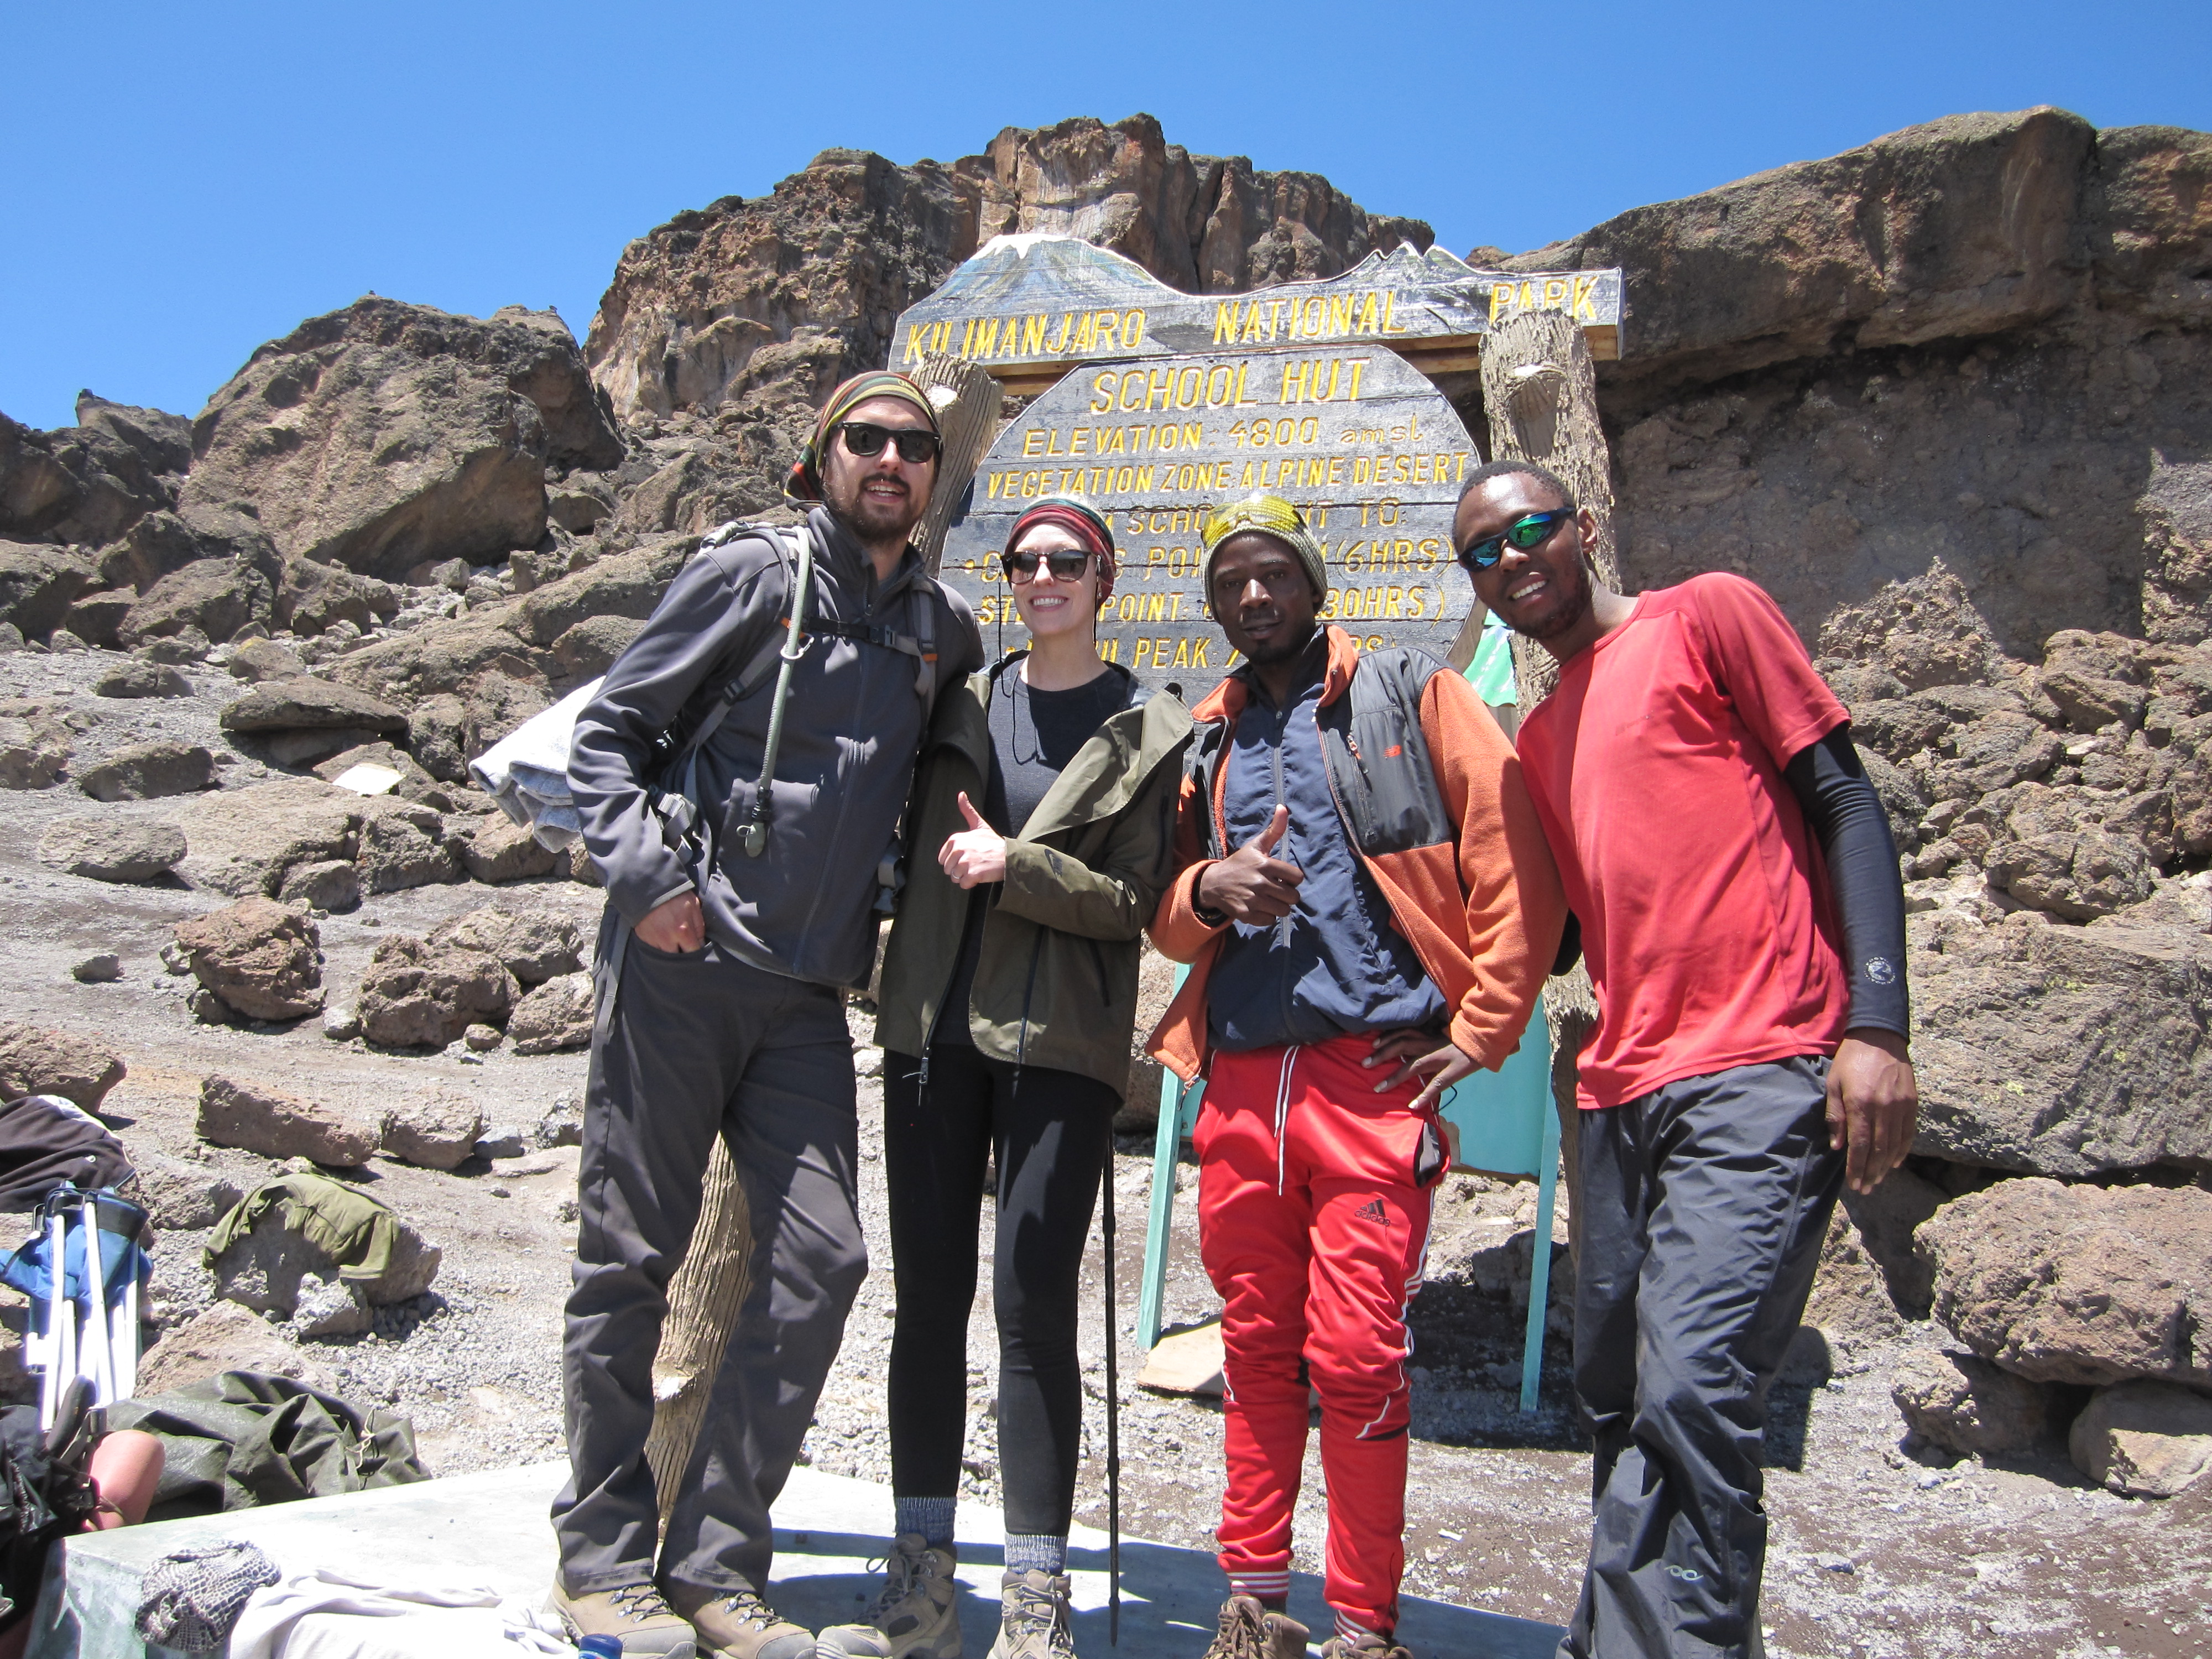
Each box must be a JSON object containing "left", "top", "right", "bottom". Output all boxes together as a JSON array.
[
  {"left": 550, "top": 614, "right": 644, "bottom": 681},
  {"left": 1890, "top": 1348, "right": 2056, "bottom": 1455},
  {"left": 275, "top": 858, "right": 361, "bottom": 912},
  {"left": 70, "top": 954, "right": 121, "bottom": 984},
  {"left": 220, "top": 675, "right": 407, "bottom": 747},
  {"left": 458, "top": 815, "right": 561, "bottom": 883},
  {"left": 75, "top": 739, "right": 214, "bottom": 801},
  {"left": 173, "top": 898, "right": 325, "bottom": 1022},
  {"left": 508, "top": 972, "right": 594, "bottom": 1055},
  {"left": 1909, "top": 914, "right": 2212, "bottom": 1176},
  {"left": 128, "top": 1152, "right": 248, "bottom": 1231},
  {"left": 179, "top": 297, "right": 623, "bottom": 583},
  {"left": 118, "top": 557, "right": 272, "bottom": 647},
  {"left": 379, "top": 1093, "right": 486, "bottom": 1171},
  {"left": 176, "top": 780, "right": 360, "bottom": 899},
  {"left": 228, "top": 636, "right": 307, "bottom": 682},
  {"left": 90, "top": 659, "right": 191, "bottom": 698},
  {"left": 207, "top": 1200, "right": 440, "bottom": 1314},
  {"left": 354, "top": 798, "right": 460, "bottom": 892},
  {"left": 37, "top": 817, "right": 187, "bottom": 883},
  {"left": 0, "top": 411, "right": 175, "bottom": 549},
  {"left": 0, "top": 1023, "right": 125, "bottom": 1110},
  {"left": 275, "top": 559, "right": 397, "bottom": 637},
  {"left": 0, "top": 539, "right": 95, "bottom": 642},
  {"left": 427, "top": 906, "right": 581, "bottom": 986},
  {"left": 0, "top": 698, "right": 83, "bottom": 789},
  {"left": 1919, "top": 1176, "right": 2212, "bottom": 1389},
  {"left": 2069, "top": 1380, "right": 2212, "bottom": 1497},
  {"left": 134, "top": 1301, "right": 337, "bottom": 1396},
  {"left": 62, "top": 590, "right": 134, "bottom": 649},
  {"left": 356, "top": 934, "right": 517, "bottom": 1048},
  {"left": 197, "top": 1073, "right": 375, "bottom": 1166}
]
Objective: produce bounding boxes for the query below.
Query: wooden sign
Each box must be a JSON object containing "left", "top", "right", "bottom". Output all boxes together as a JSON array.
[
  {"left": 940, "top": 344, "right": 1480, "bottom": 694},
  {"left": 895, "top": 237, "right": 1624, "bottom": 396}
]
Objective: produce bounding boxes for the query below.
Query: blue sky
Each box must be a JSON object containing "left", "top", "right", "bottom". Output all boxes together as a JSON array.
[{"left": 5, "top": 1, "right": 2207, "bottom": 431}]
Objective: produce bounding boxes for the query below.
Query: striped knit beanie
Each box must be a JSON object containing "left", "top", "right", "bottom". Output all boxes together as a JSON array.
[{"left": 785, "top": 371, "right": 943, "bottom": 503}]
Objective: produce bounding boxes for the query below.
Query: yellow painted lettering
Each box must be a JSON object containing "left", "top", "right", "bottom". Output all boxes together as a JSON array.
[
  {"left": 1089, "top": 373, "right": 1115, "bottom": 414},
  {"left": 1095, "top": 310, "right": 1121, "bottom": 352},
  {"left": 1022, "top": 429, "right": 1046, "bottom": 457},
  {"left": 1214, "top": 301, "right": 1239, "bottom": 345},
  {"left": 1022, "top": 314, "right": 1047, "bottom": 353}
]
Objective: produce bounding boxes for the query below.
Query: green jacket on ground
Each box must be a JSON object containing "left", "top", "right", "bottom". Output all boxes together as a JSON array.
[{"left": 875, "top": 656, "right": 1192, "bottom": 1098}]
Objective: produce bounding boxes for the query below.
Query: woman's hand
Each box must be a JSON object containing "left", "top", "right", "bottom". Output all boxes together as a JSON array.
[{"left": 939, "top": 792, "right": 1008, "bottom": 889}]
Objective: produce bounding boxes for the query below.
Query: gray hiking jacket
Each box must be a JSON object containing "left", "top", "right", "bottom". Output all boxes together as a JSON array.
[{"left": 568, "top": 506, "right": 983, "bottom": 989}]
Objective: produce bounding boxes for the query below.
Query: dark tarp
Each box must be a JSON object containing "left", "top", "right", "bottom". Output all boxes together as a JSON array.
[{"left": 108, "top": 1371, "right": 425, "bottom": 1522}]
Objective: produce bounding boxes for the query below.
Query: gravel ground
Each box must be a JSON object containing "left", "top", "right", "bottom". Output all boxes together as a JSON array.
[{"left": 2, "top": 640, "right": 2208, "bottom": 1656}]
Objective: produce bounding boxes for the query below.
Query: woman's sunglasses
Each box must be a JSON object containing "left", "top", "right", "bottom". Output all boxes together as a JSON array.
[
  {"left": 1005, "top": 548, "right": 1094, "bottom": 582},
  {"left": 835, "top": 421, "right": 942, "bottom": 465},
  {"left": 1458, "top": 508, "right": 1573, "bottom": 571}
]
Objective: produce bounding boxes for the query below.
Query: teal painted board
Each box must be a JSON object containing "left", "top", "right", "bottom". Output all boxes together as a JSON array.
[{"left": 1438, "top": 998, "right": 1554, "bottom": 1180}]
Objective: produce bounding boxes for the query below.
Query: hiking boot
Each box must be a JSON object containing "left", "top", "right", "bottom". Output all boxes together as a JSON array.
[
  {"left": 667, "top": 1580, "right": 816, "bottom": 1659},
  {"left": 816, "top": 1533, "right": 962, "bottom": 1659},
  {"left": 1318, "top": 1634, "right": 1413, "bottom": 1659},
  {"left": 1199, "top": 1595, "right": 1307, "bottom": 1659},
  {"left": 549, "top": 1581, "right": 699, "bottom": 1658},
  {"left": 984, "top": 1569, "right": 1074, "bottom": 1658}
]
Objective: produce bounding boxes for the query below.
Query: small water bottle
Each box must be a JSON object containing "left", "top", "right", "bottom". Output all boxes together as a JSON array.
[{"left": 578, "top": 1637, "right": 625, "bottom": 1658}]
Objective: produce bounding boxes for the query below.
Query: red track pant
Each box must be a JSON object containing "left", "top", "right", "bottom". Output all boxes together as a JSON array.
[{"left": 1195, "top": 1034, "right": 1437, "bottom": 1636}]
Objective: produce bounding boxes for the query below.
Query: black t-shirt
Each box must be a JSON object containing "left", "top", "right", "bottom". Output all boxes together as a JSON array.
[{"left": 935, "top": 661, "right": 1131, "bottom": 1047}]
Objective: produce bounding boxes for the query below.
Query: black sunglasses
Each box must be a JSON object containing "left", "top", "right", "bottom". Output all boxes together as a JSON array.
[
  {"left": 1458, "top": 508, "right": 1573, "bottom": 571},
  {"left": 1005, "top": 547, "right": 1094, "bottom": 582},
  {"left": 836, "top": 421, "right": 942, "bottom": 465}
]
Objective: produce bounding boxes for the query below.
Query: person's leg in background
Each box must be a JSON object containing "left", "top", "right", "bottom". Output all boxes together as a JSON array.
[{"left": 87, "top": 1429, "right": 165, "bottom": 1529}]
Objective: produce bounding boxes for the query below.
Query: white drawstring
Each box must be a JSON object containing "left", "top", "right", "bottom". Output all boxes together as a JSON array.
[{"left": 1273, "top": 1045, "right": 1301, "bottom": 1194}]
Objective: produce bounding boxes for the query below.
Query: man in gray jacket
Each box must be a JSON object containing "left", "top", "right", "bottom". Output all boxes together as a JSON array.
[{"left": 552, "top": 372, "right": 983, "bottom": 1659}]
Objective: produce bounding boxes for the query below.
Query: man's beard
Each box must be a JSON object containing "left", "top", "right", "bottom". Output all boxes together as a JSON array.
[
  {"left": 826, "top": 469, "right": 922, "bottom": 545},
  {"left": 1238, "top": 614, "right": 1318, "bottom": 666},
  {"left": 1503, "top": 557, "right": 1592, "bottom": 642}
]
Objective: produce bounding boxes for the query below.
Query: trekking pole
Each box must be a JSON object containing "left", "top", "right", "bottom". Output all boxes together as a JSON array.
[{"left": 1101, "top": 1130, "right": 1120, "bottom": 1645}]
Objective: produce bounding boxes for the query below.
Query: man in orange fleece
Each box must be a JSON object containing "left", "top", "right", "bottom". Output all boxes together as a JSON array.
[{"left": 1148, "top": 494, "right": 1566, "bottom": 1659}]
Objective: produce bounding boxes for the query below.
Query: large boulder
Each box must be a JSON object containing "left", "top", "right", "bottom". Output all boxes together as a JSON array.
[
  {"left": 75, "top": 740, "right": 215, "bottom": 802},
  {"left": 1890, "top": 1348, "right": 2056, "bottom": 1455},
  {"left": 508, "top": 972, "right": 594, "bottom": 1055},
  {"left": 0, "top": 698, "right": 85, "bottom": 790},
  {"left": 207, "top": 1199, "right": 441, "bottom": 1314},
  {"left": 134, "top": 1301, "right": 336, "bottom": 1395},
  {"left": 275, "top": 560, "right": 397, "bottom": 637},
  {"left": 196, "top": 1074, "right": 376, "bottom": 1166},
  {"left": 90, "top": 659, "right": 191, "bottom": 700},
  {"left": 176, "top": 781, "right": 360, "bottom": 899},
  {"left": 0, "top": 410, "right": 176, "bottom": 548},
  {"left": 0, "top": 1024, "right": 124, "bottom": 1110},
  {"left": 127, "top": 1152, "right": 247, "bottom": 1230},
  {"left": 118, "top": 557, "right": 272, "bottom": 647},
  {"left": 1920, "top": 1177, "right": 2212, "bottom": 1389},
  {"left": 173, "top": 898, "right": 325, "bottom": 1022},
  {"left": 1909, "top": 914, "right": 2212, "bottom": 1175},
  {"left": 426, "top": 906, "right": 582, "bottom": 986},
  {"left": 458, "top": 816, "right": 561, "bottom": 883},
  {"left": 0, "top": 539, "right": 95, "bottom": 641},
  {"left": 2068, "top": 1380, "right": 2212, "bottom": 1497},
  {"left": 36, "top": 817, "right": 187, "bottom": 883},
  {"left": 354, "top": 799, "right": 460, "bottom": 893},
  {"left": 379, "top": 1093, "right": 486, "bottom": 1171},
  {"left": 219, "top": 675, "right": 408, "bottom": 768},
  {"left": 356, "top": 935, "right": 516, "bottom": 1048},
  {"left": 179, "top": 297, "right": 623, "bottom": 583}
]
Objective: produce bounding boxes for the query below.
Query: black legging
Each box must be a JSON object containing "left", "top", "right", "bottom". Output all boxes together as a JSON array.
[{"left": 882, "top": 1043, "right": 1114, "bottom": 1536}]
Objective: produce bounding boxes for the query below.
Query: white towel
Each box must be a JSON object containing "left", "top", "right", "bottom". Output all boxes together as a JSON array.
[
  {"left": 228, "top": 1568, "right": 570, "bottom": 1659},
  {"left": 467, "top": 677, "right": 604, "bottom": 850}
]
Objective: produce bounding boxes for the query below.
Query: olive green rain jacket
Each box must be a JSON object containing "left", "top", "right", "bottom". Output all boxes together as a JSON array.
[{"left": 875, "top": 658, "right": 1192, "bottom": 1097}]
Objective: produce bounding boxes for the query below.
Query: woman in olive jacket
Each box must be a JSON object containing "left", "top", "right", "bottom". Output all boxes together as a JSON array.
[{"left": 823, "top": 498, "right": 1190, "bottom": 1659}]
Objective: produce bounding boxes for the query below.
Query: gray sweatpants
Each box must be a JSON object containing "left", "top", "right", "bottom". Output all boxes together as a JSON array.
[
  {"left": 1558, "top": 1057, "right": 1843, "bottom": 1659},
  {"left": 552, "top": 930, "right": 866, "bottom": 1595}
]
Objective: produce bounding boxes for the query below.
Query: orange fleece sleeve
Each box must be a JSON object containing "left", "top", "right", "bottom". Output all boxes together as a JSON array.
[{"left": 1147, "top": 759, "right": 1227, "bottom": 964}]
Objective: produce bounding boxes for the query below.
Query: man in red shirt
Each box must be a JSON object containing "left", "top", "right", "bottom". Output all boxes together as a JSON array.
[{"left": 1454, "top": 461, "right": 1918, "bottom": 1659}]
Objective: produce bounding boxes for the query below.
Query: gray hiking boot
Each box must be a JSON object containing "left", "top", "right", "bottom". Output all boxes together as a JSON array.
[
  {"left": 815, "top": 1533, "right": 962, "bottom": 1659},
  {"left": 549, "top": 1581, "right": 699, "bottom": 1658},
  {"left": 984, "top": 1568, "right": 1075, "bottom": 1658},
  {"left": 1199, "top": 1595, "right": 1308, "bottom": 1659},
  {"left": 666, "top": 1580, "right": 815, "bottom": 1659}
]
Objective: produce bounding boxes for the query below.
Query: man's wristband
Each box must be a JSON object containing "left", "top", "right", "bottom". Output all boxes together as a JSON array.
[{"left": 1192, "top": 892, "right": 1227, "bottom": 927}]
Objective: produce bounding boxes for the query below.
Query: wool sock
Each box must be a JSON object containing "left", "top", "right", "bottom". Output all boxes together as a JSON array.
[
  {"left": 1004, "top": 1533, "right": 1067, "bottom": 1577},
  {"left": 894, "top": 1495, "right": 957, "bottom": 1551},
  {"left": 1229, "top": 1570, "right": 1291, "bottom": 1611}
]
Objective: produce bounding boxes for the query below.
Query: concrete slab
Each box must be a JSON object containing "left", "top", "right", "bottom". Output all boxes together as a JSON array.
[{"left": 27, "top": 1462, "right": 1564, "bottom": 1659}]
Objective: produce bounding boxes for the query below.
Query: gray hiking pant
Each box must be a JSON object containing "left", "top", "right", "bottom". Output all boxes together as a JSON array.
[
  {"left": 552, "top": 931, "right": 866, "bottom": 1595},
  {"left": 1557, "top": 1057, "right": 1842, "bottom": 1659}
]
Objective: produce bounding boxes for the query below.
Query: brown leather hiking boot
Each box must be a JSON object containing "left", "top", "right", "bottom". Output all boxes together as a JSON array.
[
  {"left": 550, "top": 1582, "right": 699, "bottom": 1658},
  {"left": 983, "top": 1568, "right": 1074, "bottom": 1659},
  {"left": 1318, "top": 1632, "right": 1413, "bottom": 1659},
  {"left": 666, "top": 1580, "right": 816, "bottom": 1659},
  {"left": 1199, "top": 1594, "right": 1308, "bottom": 1659},
  {"left": 816, "top": 1533, "right": 962, "bottom": 1659}
]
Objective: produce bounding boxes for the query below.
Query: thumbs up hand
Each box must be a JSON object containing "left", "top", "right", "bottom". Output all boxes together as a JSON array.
[
  {"left": 939, "top": 790, "right": 1009, "bottom": 889},
  {"left": 1196, "top": 804, "right": 1305, "bottom": 925}
]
